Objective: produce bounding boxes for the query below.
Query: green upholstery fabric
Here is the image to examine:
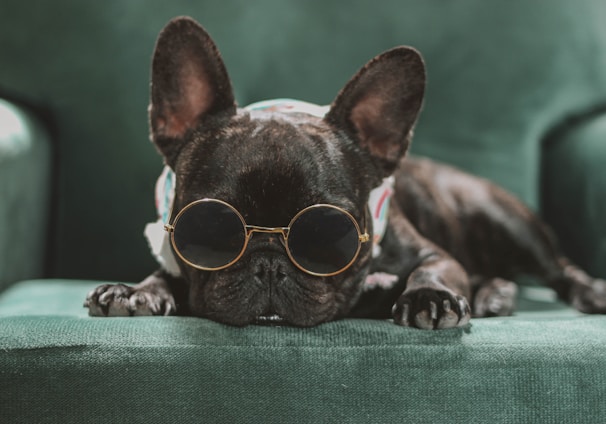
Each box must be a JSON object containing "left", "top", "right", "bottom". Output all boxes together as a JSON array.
[
  {"left": 542, "top": 112, "right": 606, "bottom": 278},
  {"left": 2, "top": 279, "right": 605, "bottom": 423},
  {"left": 0, "top": 100, "right": 51, "bottom": 290},
  {"left": 2, "top": 0, "right": 606, "bottom": 280},
  {"left": 2, "top": 2, "right": 606, "bottom": 423}
]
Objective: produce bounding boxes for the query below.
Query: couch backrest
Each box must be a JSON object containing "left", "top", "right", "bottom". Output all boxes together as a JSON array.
[{"left": 2, "top": 0, "right": 606, "bottom": 281}]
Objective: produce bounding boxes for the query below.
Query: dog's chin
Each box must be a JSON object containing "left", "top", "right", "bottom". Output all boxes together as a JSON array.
[
  {"left": 205, "top": 290, "right": 341, "bottom": 328},
  {"left": 204, "top": 303, "right": 339, "bottom": 328},
  {"left": 252, "top": 311, "right": 333, "bottom": 328}
]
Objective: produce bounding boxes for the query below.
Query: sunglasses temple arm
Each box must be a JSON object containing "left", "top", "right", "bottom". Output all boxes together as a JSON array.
[{"left": 360, "top": 208, "right": 370, "bottom": 243}]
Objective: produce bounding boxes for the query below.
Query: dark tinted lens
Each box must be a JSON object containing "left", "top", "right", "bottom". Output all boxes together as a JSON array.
[
  {"left": 288, "top": 206, "right": 360, "bottom": 275},
  {"left": 172, "top": 201, "right": 246, "bottom": 269}
]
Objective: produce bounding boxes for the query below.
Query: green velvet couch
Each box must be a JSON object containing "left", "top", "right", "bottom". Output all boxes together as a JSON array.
[{"left": 2, "top": 1, "right": 606, "bottom": 422}]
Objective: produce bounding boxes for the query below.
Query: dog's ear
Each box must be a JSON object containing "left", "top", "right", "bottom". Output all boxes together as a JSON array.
[
  {"left": 149, "top": 17, "right": 236, "bottom": 166},
  {"left": 325, "top": 47, "right": 425, "bottom": 177}
]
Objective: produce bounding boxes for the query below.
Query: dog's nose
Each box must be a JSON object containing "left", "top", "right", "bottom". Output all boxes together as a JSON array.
[{"left": 251, "top": 253, "right": 289, "bottom": 284}]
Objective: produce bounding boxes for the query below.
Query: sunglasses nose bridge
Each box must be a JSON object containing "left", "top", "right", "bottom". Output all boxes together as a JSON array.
[{"left": 245, "top": 225, "right": 289, "bottom": 239}]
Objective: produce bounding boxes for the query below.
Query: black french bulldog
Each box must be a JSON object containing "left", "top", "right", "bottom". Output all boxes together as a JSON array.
[{"left": 85, "top": 17, "right": 606, "bottom": 329}]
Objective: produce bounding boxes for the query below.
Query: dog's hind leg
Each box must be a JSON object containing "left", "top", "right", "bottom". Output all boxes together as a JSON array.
[
  {"left": 545, "top": 258, "right": 606, "bottom": 314},
  {"left": 477, "top": 187, "right": 606, "bottom": 314},
  {"left": 471, "top": 276, "right": 518, "bottom": 317}
]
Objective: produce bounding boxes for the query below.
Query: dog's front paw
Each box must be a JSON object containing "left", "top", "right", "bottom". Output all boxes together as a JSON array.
[
  {"left": 84, "top": 283, "right": 176, "bottom": 317},
  {"left": 392, "top": 288, "right": 471, "bottom": 329}
]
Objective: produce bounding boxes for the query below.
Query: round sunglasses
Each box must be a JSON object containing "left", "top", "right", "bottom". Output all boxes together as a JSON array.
[{"left": 163, "top": 199, "right": 370, "bottom": 277}]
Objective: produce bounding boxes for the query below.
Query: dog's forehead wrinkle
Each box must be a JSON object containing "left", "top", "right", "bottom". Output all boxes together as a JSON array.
[
  {"left": 217, "top": 110, "right": 345, "bottom": 169},
  {"left": 175, "top": 115, "right": 363, "bottom": 216},
  {"left": 238, "top": 121, "right": 327, "bottom": 173}
]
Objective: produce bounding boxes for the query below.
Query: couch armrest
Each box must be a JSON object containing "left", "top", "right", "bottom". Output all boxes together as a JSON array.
[
  {"left": 0, "top": 99, "right": 52, "bottom": 291},
  {"left": 541, "top": 111, "right": 606, "bottom": 278}
]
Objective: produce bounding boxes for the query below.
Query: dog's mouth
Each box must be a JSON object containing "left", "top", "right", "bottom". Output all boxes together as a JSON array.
[{"left": 254, "top": 313, "right": 285, "bottom": 326}]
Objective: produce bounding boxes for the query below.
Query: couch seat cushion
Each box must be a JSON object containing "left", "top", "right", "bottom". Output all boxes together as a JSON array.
[{"left": 1, "top": 279, "right": 605, "bottom": 423}]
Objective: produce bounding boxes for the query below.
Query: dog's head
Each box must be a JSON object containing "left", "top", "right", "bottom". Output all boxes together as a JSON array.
[{"left": 149, "top": 17, "right": 425, "bottom": 326}]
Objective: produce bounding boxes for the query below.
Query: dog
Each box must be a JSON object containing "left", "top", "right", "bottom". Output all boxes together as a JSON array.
[{"left": 85, "top": 16, "right": 606, "bottom": 329}]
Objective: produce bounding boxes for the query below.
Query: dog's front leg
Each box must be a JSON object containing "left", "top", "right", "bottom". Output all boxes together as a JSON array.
[
  {"left": 85, "top": 270, "right": 186, "bottom": 317},
  {"left": 388, "top": 209, "right": 472, "bottom": 329}
]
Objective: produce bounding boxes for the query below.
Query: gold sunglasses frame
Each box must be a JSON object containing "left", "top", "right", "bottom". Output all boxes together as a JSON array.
[{"left": 164, "top": 198, "right": 370, "bottom": 277}]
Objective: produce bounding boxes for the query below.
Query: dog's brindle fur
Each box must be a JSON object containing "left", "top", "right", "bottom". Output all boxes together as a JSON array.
[{"left": 85, "top": 17, "right": 606, "bottom": 329}]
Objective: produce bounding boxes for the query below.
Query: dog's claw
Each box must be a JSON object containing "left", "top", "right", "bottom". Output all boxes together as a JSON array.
[
  {"left": 393, "top": 303, "right": 410, "bottom": 326},
  {"left": 443, "top": 299, "right": 451, "bottom": 312},
  {"left": 458, "top": 297, "right": 471, "bottom": 326},
  {"left": 429, "top": 301, "right": 438, "bottom": 320}
]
